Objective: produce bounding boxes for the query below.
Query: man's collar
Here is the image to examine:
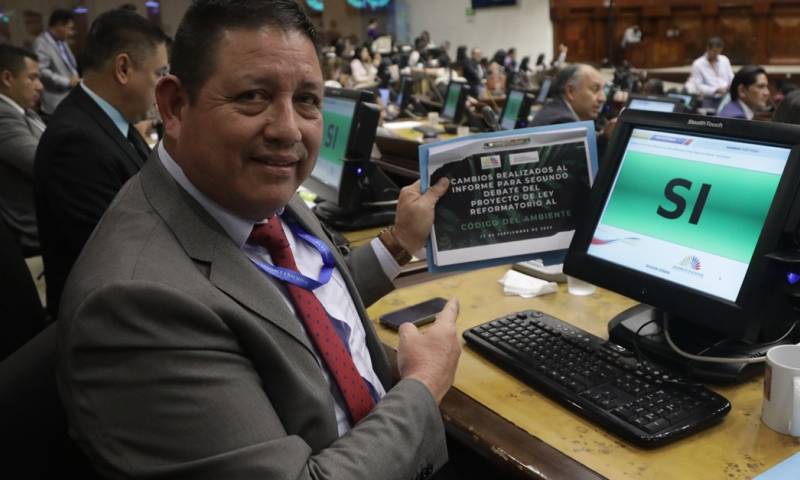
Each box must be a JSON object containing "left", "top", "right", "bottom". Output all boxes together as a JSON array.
[
  {"left": 0, "top": 93, "right": 24, "bottom": 115},
  {"left": 738, "top": 99, "right": 755, "bottom": 120},
  {"left": 79, "top": 81, "right": 130, "bottom": 138},
  {"left": 561, "top": 96, "right": 581, "bottom": 121},
  {"left": 157, "top": 142, "right": 279, "bottom": 249}
]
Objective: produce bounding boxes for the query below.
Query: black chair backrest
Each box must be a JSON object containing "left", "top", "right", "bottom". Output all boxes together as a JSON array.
[
  {"left": 0, "top": 324, "right": 98, "bottom": 477},
  {"left": 0, "top": 218, "right": 46, "bottom": 360}
]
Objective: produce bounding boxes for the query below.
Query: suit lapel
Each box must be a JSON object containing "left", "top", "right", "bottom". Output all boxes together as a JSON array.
[
  {"left": 72, "top": 87, "right": 146, "bottom": 170},
  {"left": 138, "top": 156, "right": 315, "bottom": 355},
  {"left": 285, "top": 199, "right": 393, "bottom": 388}
]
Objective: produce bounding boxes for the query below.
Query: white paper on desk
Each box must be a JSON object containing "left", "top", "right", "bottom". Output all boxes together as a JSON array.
[{"left": 498, "top": 269, "right": 558, "bottom": 298}]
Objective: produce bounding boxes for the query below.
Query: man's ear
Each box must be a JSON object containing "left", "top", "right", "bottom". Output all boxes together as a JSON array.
[
  {"left": 564, "top": 83, "right": 575, "bottom": 103},
  {"left": 113, "top": 53, "right": 133, "bottom": 85},
  {"left": 0, "top": 69, "right": 13, "bottom": 89},
  {"left": 155, "top": 74, "right": 187, "bottom": 141}
]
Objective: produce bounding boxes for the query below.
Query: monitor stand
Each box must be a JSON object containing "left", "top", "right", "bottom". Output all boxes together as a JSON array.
[
  {"left": 312, "top": 201, "right": 395, "bottom": 232},
  {"left": 607, "top": 304, "right": 787, "bottom": 384}
]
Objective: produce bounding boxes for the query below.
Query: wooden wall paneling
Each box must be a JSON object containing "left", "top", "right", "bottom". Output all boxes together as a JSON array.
[
  {"left": 551, "top": 0, "right": 800, "bottom": 68},
  {"left": 552, "top": 6, "right": 597, "bottom": 63},
  {"left": 767, "top": 3, "right": 800, "bottom": 64},
  {"left": 670, "top": 6, "right": 705, "bottom": 65},
  {"left": 717, "top": 6, "right": 755, "bottom": 65}
]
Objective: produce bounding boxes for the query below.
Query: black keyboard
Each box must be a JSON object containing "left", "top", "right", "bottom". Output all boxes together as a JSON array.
[{"left": 463, "top": 310, "right": 731, "bottom": 448}]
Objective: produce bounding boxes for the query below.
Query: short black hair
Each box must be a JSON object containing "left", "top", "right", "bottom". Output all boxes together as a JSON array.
[
  {"left": 49, "top": 8, "right": 74, "bottom": 27},
  {"left": 730, "top": 65, "right": 767, "bottom": 101},
  {"left": 81, "top": 9, "right": 168, "bottom": 73},
  {"left": 707, "top": 36, "right": 724, "bottom": 50},
  {"left": 0, "top": 45, "right": 37, "bottom": 75},
  {"left": 774, "top": 90, "right": 800, "bottom": 125},
  {"left": 171, "top": 0, "right": 320, "bottom": 103}
]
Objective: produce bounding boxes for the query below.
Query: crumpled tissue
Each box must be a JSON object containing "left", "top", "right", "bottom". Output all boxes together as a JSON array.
[{"left": 498, "top": 269, "right": 558, "bottom": 298}]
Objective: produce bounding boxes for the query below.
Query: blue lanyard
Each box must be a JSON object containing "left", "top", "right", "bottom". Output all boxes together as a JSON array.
[{"left": 250, "top": 220, "right": 335, "bottom": 291}]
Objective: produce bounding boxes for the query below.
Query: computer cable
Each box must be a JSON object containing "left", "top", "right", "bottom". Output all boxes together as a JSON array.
[{"left": 663, "top": 317, "right": 799, "bottom": 364}]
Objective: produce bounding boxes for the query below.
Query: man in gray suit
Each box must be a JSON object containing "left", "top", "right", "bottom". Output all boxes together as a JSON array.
[
  {"left": 57, "top": 1, "right": 460, "bottom": 479},
  {"left": 33, "top": 8, "right": 79, "bottom": 115},
  {"left": 0, "top": 45, "right": 44, "bottom": 256}
]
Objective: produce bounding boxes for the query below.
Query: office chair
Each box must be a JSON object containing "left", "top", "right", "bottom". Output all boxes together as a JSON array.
[
  {"left": 0, "top": 324, "right": 99, "bottom": 478},
  {"left": 0, "top": 218, "right": 46, "bottom": 361}
]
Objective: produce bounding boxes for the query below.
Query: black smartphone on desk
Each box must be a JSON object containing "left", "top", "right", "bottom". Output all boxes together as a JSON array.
[{"left": 379, "top": 297, "right": 447, "bottom": 330}]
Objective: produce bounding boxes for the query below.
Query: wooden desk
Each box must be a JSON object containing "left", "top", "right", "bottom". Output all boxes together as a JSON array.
[{"left": 367, "top": 265, "right": 800, "bottom": 479}]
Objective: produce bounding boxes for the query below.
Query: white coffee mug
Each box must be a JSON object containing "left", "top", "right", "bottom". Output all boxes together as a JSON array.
[
  {"left": 761, "top": 344, "right": 800, "bottom": 436},
  {"left": 427, "top": 112, "right": 439, "bottom": 125}
]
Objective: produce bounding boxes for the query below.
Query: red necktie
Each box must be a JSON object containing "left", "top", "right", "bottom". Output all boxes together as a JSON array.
[{"left": 248, "top": 216, "right": 375, "bottom": 424}]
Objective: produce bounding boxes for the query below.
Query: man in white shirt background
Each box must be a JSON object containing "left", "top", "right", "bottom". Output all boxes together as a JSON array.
[{"left": 685, "top": 36, "right": 734, "bottom": 98}]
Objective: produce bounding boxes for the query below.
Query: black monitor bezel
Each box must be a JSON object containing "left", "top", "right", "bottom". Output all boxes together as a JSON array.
[
  {"left": 625, "top": 94, "right": 684, "bottom": 113},
  {"left": 499, "top": 89, "right": 534, "bottom": 130},
  {"left": 440, "top": 80, "right": 468, "bottom": 123},
  {"left": 305, "top": 87, "right": 378, "bottom": 207},
  {"left": 536, "top": 77, "right": 552, "bottom": 104},
  {"left": 396, "top": 74, "right": 413, "bottom": 111},
  {"left": 564, "top": 110, "right": 800, "bottom": 340}
]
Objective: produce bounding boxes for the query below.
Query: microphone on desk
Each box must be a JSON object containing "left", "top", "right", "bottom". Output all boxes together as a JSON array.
[{"left": 482, "top": 105, "right": 501, "bottom": 132}]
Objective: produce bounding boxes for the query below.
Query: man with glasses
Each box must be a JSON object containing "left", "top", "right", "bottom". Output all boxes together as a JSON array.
[{"left": 35, "top": 8, "right": 168, "bottom": 317}]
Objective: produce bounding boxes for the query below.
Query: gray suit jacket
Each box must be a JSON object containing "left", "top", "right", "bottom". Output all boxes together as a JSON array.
[
  {"left": 33, "top": 32, "right": 77, "bottom": 114},
  {"left": 57, "top": 153, "right": 447, "bottom": 479},
  {"left": 0, "top": 98, "right": 42, "bottom": 253}
]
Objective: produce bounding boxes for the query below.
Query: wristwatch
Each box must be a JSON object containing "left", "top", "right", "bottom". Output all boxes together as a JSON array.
[{"left": 378, "top": 227, "right": 412, "bottom": 266}]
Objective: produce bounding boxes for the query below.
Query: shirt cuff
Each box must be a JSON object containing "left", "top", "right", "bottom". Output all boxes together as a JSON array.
[{"left": 370, "top": 237, "right": 402, "bottom": 280}]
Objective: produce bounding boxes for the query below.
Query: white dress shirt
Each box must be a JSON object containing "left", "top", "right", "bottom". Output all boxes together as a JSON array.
[
  {"left": 158, "top": 143, "right": 401, "bottom": 436},
  {"left": 686, "top": 54, "right": 734, "bottom": 97}
]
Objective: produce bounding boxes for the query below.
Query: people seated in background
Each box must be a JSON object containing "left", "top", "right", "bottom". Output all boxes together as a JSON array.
[
  {"left": 33, "top": 8, "right": 79, "bottom": 116},
  {"left": 322, "top": 53, "right": 343, "bottom": 88},
  {"left": 641, "top": 78, "right": 664, "bottom": 96},
  {"left": 367, "top": 18, "right": 380, "bottom": 42},
  {"left": 34, "top": 8, "right": 168, "bottom": 318},
  {"left": 0, "top": 45, "right": 45, "bottom": 257},
  {"left": 773, "top": 89, "right": 800, "bottom": 125},
  {"left": 685, "top": 36, "right": 733, "bottom": 97},
  {"left": 717, "top": 65, "right": 769, "bottom": 120},
  {"left": 57, "top": 1, "right": 461, "bottom": 478},
  {"left": 462, "top": 47, "right": 484, "bottom": 98},
  {"left": 531, "top": 63, "right": 606, "bottom": 126},
  {"left": 350, "top": 46, "right": 379, "bottom": 89},
  {"left": 514, "top": 56, "right": 535, "bottom": 91},
  {"left": 486, "top": 50, "right": 507, "bottom": 96}
]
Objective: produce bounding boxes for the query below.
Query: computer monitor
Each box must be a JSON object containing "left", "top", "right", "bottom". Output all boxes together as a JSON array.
[
  {"left": 626, "top": 94, "right": 684, "bottom": 113},
  {"left": 536, "top": 77, "right": 552, "bottom": 104},
  {"left": 304, "top": 87, "right": 398, "bottom": 230},
  {"left": 667, "top": 92, "right": 695, "bottom": 109},
  {"left": 499, "top": 89, "right": 534, "bottom": 130},
  {"left": 440, "top": 80, "right": 468, "bottom": 123},
  {"left": 395, "top": 74, "right": 413, "bottom": 111},
  {"left": 564, "top": 110, "right": 800, "bottom": 381}
]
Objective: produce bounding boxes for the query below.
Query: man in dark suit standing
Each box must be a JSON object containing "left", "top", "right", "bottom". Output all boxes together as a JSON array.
[
  {"left": 33, "top": 8, "right": 80, "bottom": 116},
  {"left": 0, "top": 45, "right": 44, "bottom": 256},
  {"left": 57, "top": 1, "right": 460, "bottom": 479},
  {"left": 35, "top": 9, "right": 168, "bottom": 317}
]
